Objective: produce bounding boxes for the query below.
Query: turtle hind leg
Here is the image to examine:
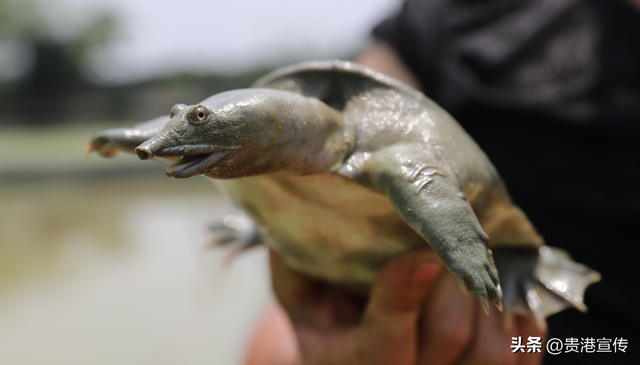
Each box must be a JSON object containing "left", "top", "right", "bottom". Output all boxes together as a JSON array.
[
  {"left": 492, "top": 246, "right": 601, "bottom": 330},
  {"left": 206, "top": 210, "right": 262, "bottom": 264}
]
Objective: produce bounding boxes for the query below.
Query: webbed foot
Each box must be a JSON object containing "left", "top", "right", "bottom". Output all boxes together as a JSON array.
[{"left": 492, "top": 246, "right": 600, "bottom": 329}]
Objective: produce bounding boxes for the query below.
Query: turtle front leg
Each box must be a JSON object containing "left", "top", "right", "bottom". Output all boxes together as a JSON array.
[
  {"left": 86, "top": 115, "right": 170, "bottom": 158},
  {"left": 361, "top": 144, "right": 503, "bottom": 313}
]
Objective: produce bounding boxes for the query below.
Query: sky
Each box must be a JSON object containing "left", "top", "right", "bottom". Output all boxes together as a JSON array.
[{"left": 54, "top": 0, "right": 402, "bottom": 84}]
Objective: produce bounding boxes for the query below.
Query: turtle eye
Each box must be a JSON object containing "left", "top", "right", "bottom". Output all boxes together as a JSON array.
[
  {"left": 170, "top": 104, "right": 186, "bottom": 118},
  {"left": 189, "top": 105, "right": 210, "bottom": 124}
]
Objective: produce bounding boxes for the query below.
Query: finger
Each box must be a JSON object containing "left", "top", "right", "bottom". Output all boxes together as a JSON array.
[
  {"left": 356, "top": 249, "right": 442, "bottom": 364},
  {"left": 269, "top": 249, "right": 324, "bottom": 321},
  {"left": 245, "top": 305, "right": 301, "bottom": 365},
  {"left": 458, "top": 302, "right": 519, "bottom": 365},
  {"left": 515, "top": 315, "right": 546, "bottom": 365},
  {"left": 417, "top": 271, "right": 477, "bottom": 365}
]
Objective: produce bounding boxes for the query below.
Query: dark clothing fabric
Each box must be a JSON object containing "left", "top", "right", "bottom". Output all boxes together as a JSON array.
[{"left": 374, "top": 1, "right": 640, "bottom": 364}]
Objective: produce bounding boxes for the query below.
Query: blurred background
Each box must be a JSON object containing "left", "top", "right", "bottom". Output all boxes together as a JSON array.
[{"left": 0, "top": 0, "right": 400, "bottom": 363}]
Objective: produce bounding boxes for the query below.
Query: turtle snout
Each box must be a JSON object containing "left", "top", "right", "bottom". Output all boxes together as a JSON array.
[
  {"left": 135, "top": 136, "right": 165, "bottom": 160},
  {"left": 135, "top": 147, "right": 152, "bottom": 160}
]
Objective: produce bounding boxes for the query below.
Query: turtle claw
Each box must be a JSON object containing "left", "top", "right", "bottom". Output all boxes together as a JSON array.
[
  {"left": 492, "top": 297, "right": 504, "bottom": 313},
  {"left": 456, "top": 276, "right": 469, "bottom": 299},
  {"left": 477, "top": 293, "right": 490, "bottom": 315},
  {"left": 473, "top": 286, "right": 503, "bottom": 315},
  {"left": 458, "top": 275, "right": 503, "bottom": 315},
  {"left": 445, "top": 245, "right": 503, "bottom": 312}
]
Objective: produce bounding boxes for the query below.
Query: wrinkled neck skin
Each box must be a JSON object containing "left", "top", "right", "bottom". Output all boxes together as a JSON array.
[{"left": 208, "top": 93, "right": 355, "bottom": 178}]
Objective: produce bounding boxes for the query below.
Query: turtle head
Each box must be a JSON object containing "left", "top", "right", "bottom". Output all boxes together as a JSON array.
[{"left": 135, "top": 89, "right": 347, "bottom": 179}]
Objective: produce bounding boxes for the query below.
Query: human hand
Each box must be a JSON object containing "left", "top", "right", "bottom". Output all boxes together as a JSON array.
[{"left": 267, "top": 248, "right": 545, "bottom": 365}]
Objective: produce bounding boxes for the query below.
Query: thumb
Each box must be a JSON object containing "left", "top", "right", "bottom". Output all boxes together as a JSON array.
[{"left": 355, "top": 250, "right": 443, "bottom": 364}]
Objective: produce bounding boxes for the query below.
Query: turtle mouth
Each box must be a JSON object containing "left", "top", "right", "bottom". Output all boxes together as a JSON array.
[{"left": 165, "top": 149, "right": 231, "bottom": 178}]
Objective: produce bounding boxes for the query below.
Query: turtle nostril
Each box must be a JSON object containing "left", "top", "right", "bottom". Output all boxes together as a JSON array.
[
  {"left": 136, "top": 147, "right": 151, "bottom": 160},
  {"left": 135, "top": 135, "right": 165, "bottom": 160}
]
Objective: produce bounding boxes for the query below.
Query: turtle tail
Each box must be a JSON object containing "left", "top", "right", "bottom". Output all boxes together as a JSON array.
[{"left": 493, "top": 246, "right": 601, "bottom": 330}]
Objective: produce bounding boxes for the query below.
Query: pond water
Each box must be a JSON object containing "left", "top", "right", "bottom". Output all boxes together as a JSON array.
[{"left": 0, "top": 125, "right": 272, "bottom": 365}]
